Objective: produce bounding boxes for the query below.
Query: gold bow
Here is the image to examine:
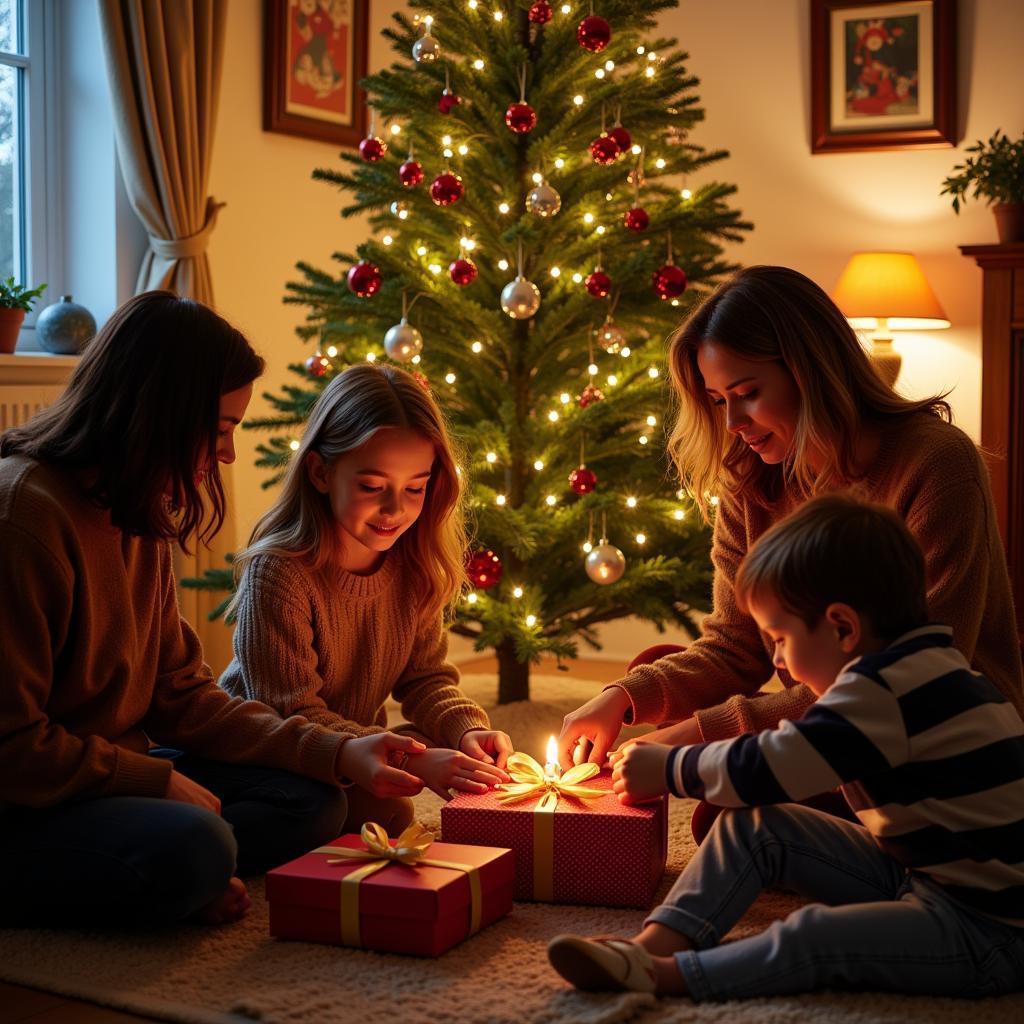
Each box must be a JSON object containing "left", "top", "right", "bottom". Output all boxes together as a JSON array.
[
  {"left": 496, "top": 751, "right": 606, "bottom": 805},
  {"left": 315, "top": 821, "right": 482, "bottom": 946}
]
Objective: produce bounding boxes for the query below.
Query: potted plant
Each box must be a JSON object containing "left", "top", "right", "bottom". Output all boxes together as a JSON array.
[
  {"left": 941, "top": 129, "right": 1024, "bottom": 243},
  {"left": 0, "top": 277, "right": 47, "bottom": 354}
]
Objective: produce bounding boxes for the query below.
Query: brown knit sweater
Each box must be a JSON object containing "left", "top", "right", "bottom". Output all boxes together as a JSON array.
[
  {"left": 219, "top": 551, "right": 490, "bottom": 749},
  {"left": 618, "top": 413, "right": 1024, "bottom": 740},
  {"left": 0, "top": 456, "right": 347, "bottom": 808}
]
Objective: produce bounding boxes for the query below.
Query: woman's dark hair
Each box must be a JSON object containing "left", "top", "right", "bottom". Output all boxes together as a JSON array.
[{"left": 0, "top": 291, "right": 264, "bottom": 548}]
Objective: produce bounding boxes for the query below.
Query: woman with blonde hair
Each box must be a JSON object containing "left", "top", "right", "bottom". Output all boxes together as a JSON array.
[
  {"left": 221, "top": 363, "right": 512, "bottom": 835},
  {"left": 559, "top": 265, "right": 1023, "bottom": 840}
]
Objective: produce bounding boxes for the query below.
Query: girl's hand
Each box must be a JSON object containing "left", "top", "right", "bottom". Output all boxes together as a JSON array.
[
  {"left": 611, "top": 740, "right": 672, "bottom": 805},
  {"left": 406, "top": 747, "right": 508, "bottom": 801},
  {"left": 558, "top": 685, "right": 632, "bottom": 769},
  {"left": 459, "top": 729, "right": 514, "bottom": 772},
  {"left": 338, "top": 732, "right": 426, "bottom": 798}
]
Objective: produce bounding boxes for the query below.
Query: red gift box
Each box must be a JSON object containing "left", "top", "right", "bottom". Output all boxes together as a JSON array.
[
  {"left": 441, "top": 766, "right": 667, "bottom": 908},
  {"left": 266, "top": 823, "right": 514, "bottom": 956}
]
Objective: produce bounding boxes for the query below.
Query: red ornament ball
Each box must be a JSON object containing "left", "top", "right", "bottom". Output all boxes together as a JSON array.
[
  {"left": 505, "top": 101, "right": 537, "bottom": 134},
  {"left": 449, "top": 257, "right": 478, "bottom": 286},
  {"left": 609, "top": 125, "right": 632, "bottom": 153},
  {"left": 399, "top": 159, "right": 424, "bottom": 187},
  {"left": 358, "top": 135, "right": 387, "bottom": 162},
  {"left": 438, "top": 88, "right": 462, "bottom": 115},
  {"left": 589, "top": 133, "right": 620, "bottom": 165},
  {"left": 528, "top": 1, "right": 553, "bottom": 24},
  {"left": 466, "top": 548, "right": 503, "bottom": 589},
  {"left": 653, "top": 263, "right": 688, "bottom": 300},
  {"left": 624, "top": 206, "right": 649, "bottom": 232},
  {"left": 569, "top": 466, "right": 598, "bottom": 495},
  {"left": 577, "top": 14, "right": 611, "bottom": 52},
  {"left": 577, "top": 383, "right": 605, "bottom": 408},
  {"left": 585, "top": 269, "right": 612, "bottom": 298},
  {"left": 430, "top": 171, "right": 465, "bottom": 206},
  {"left": 347, "top": 260, "right": 382, "bottom": 298},
  {"left": 305, "top": 353, "right": 329, "bottom": 378}
]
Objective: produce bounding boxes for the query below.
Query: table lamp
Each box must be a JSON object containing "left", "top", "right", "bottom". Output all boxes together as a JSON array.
[{"left": 832, "top": 252, "right": 950, "bottom": 386}]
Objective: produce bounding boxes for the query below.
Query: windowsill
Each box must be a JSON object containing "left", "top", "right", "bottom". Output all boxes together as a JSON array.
[{"left": 0, "top": 351, "right": 80, "bottom": 386}]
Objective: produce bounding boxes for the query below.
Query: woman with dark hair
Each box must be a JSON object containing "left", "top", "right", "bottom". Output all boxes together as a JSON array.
[
  {"left": 0, "top": 292, "right": 425, "bottom": 926},
  {"left": 559, "top": 265, "right": 1024, "bottom": 839}
]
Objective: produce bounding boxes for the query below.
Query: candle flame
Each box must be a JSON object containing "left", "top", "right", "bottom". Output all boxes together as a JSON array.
[{"left": 546, "top": 734, "right": 559, "bottom": 768}]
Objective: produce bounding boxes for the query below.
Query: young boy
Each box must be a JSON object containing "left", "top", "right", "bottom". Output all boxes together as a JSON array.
[{"left": 548, "top": 494, "right": 1024, "bottom": 1000}]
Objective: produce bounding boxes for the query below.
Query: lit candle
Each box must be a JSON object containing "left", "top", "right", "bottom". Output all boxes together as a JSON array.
[{"left": 544, "top": 735, "right": 561, "bottom": 780}]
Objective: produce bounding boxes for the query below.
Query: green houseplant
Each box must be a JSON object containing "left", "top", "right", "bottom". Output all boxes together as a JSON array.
[
  {"left": 0, "top": 277, "right": 47, "bottom": 354},
  {"left": 941, "top": 129, "right": 1024, "bottom": 243}
]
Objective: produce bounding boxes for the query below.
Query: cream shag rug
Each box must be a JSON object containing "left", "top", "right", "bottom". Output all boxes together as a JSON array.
[{"left": 1, "top": 673, "right": 1021, "bottom": 1024}]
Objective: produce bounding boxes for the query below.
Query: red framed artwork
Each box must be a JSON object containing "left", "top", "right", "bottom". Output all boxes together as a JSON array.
[
  {"left": 810, "top": 0, "right": 956, "bottom": 154},
  {"left": 263, "top": 0, "right": 369, "bottom": 147}
]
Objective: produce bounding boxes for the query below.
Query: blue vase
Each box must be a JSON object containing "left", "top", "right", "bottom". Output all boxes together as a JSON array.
[{"left": 37, "top": 295, "right": 96, "bottom": 354}]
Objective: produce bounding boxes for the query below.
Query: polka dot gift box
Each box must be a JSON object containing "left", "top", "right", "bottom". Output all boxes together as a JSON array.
[{"left": 441, "top": 749, "right": 667, "bottom": 908}]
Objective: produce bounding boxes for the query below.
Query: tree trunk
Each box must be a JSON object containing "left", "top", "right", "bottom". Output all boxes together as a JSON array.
[{"left": 497, "top": 638, "right": 530, "bottom": 703}]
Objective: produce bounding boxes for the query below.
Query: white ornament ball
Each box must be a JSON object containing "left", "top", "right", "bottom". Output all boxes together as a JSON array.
[
  {"left": 383, "top": 318, "right": 423, "bottom": 362},
  {"left": 585, "top": 542, "right": 626, "bottom": 584},
  {"left": 412, "top": 33, "right": 442, "bottom": 63},
  {"left": 597, "top": 321, "right": 626, "bottom": 354},
  {"left": 500, "top": 276, "right": 542, "bottom": 319},
  {"left": 527, "top": 182, "right": 562, "bottom": 217}
]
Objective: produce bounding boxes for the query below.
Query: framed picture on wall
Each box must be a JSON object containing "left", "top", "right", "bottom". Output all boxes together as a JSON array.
[
  {"left": 263, "top": 0, "right": 369, "bottom": 147},
  {"left": 810, "top": 0, "right": 956, "bottom": 154}
]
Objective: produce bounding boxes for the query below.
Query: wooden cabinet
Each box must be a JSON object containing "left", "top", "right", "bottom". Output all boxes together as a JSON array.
[{"left": 960, "top": 243, "right": 1024, "bottom": 640}]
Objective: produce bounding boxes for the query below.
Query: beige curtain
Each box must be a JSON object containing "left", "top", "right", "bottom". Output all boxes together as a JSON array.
[{"left": 98, "top": 0, "right": 236, "bottom": 674}]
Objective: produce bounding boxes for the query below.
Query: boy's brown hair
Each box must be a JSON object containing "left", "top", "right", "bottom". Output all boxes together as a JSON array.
[{"left": 735, "top": 493, "right": 929, "bottom": 642}]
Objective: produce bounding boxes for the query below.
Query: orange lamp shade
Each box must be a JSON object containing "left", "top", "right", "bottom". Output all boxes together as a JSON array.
[{"left": 832, "top": 252, "right": 950, "bottom": 333}]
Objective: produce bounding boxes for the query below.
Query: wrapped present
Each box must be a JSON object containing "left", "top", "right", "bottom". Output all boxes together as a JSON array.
[
  {"left": 266, "top": 822, "right": 514, "bottom": 956},
  {"left": 441, "top": 753, "right": 667, "bottom": 908}
]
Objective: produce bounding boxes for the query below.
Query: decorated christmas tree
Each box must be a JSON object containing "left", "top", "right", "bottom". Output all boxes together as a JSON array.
[{"left": 190, "top": 0, "right": 751, "bottom": 702}]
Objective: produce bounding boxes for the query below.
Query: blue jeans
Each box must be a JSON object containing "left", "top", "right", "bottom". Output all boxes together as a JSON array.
[
  {"left": 646, "top": 804, "right": 1024, "bottom": 1000},
  {"left": 0, "top": 751, "right": 347, "bottom": 926}
]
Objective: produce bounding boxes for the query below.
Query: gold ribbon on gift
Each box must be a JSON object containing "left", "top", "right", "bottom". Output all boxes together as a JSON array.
[
  {"left": 315, "top": 821, "right": 482, "bottom": 946},
  {"left": 496, "top": 752, "right": 605, "bottom": 902}
]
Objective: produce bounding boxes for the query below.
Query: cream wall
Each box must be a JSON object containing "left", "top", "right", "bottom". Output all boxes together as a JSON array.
[{"left": 208, "top": 0, "right": 1024, "bottom": 664}]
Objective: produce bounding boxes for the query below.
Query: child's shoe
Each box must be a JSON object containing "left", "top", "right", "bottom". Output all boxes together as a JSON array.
[{"left": 547, "top": 934, "right": 658, "bottom": 993}]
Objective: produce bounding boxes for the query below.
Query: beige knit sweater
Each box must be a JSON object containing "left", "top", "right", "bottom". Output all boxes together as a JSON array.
[
  {"left": 220, "top": 550, "right": 490, "bottom": 749},
  {"left": 618, "top": 413, "right": 1024, "bottom": 740}
]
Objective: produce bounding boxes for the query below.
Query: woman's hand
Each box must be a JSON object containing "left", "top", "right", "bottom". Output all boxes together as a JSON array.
[
  {"left": 406, "top": 747, "right": 508, "bottom": 801},
  {"left": 459, "top": 729, "right": 514, "bottom": 771},
  {"left": 337, "top": 732, "right": 427, "bottom": 798},
  {"left": 165, "top": 770, "right": 222, "bottom": 814},
  {"left": 611, "top": 740, "right": 673, "bottom": 805},
  {"left": 558, "top": 685, "right": 632, "bottom": 769}
]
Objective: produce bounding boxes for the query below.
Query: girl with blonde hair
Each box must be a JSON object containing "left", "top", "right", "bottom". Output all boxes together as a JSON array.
[
  {"left": 221, "top": 363, "right": 512, "bottom": 835},
  {"left": 559, "top": 265, "right": 1023, "bottom": 840}
]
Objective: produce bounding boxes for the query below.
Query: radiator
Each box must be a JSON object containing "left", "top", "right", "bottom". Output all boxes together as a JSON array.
[{"left": 0, "top": 384, "right": 65, "bottom": 431}]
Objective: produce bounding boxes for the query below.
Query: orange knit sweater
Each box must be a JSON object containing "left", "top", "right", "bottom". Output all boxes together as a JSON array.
[
  {"left": 0, "top": 456, "right": 346, "bottom": 808},
  {"left": 618, "top": 413, "right": 1024, "bottom": 740}
]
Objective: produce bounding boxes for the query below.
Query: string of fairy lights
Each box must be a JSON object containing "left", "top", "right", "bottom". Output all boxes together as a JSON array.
[{"left": 296, "top": 1, "right": 715, "bottom": 631}]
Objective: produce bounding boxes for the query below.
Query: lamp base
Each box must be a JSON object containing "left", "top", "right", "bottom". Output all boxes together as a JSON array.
[{"left": 870, "top": 337, "right": 901, "bottom": 388}]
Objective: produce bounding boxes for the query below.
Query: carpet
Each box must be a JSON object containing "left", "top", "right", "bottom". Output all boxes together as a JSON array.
[{"left": 1, "top": 673, "right": 1021, "bottom": 1024}]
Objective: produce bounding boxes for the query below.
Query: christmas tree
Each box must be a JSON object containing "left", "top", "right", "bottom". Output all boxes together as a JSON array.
[{"left": 190, "top": 0, "right": 751, "bottom": 702}]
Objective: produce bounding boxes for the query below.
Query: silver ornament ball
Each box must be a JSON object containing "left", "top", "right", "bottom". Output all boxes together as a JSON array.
[
  {"left": 585, "top": 542, "right": 626, "bottom": 584},
  {"left": 383, "top": 318, "right": 424, "bottom": 362},
  {"left": 527, "top": 182, "right": 562, "bottom": 217},
  {"left": 500, "top": 276, "right": 542, "bottom": 319},
  {"left": 597, "top": 322, "right": 626, "bottom": 354},
  {"left": 412, "top": 33, "right": 442, "bottom": 63}
]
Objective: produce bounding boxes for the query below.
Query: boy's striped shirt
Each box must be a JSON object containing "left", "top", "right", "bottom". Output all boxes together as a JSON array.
[{"left": 666, "top": 626, "right": 1024, "bottom": 925}]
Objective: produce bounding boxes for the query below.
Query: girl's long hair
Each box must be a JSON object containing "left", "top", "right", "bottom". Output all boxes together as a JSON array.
[
  {"left": 666, "top": 266, "right": 951, "bottom": 519},
  {"left": 233, "top": 363, "right": 468, "bottom": 622},
  {"left": 0, "top": 291, "right": 264, "bottom": 548}
]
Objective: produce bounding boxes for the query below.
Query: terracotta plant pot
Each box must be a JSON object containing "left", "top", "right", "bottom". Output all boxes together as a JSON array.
[
  {"left": 0, "top": 307, "right": 26, "bottom": 354},
  {"left": 993, "top": 203, "right": 1024, "bottom": 244}
]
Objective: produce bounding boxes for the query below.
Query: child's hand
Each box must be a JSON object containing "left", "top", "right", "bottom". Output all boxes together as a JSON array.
[
  {"left": 608, "top": 717, "right": 701, "bottom": 767},
  {"left": 338, "top": 732, "right": 426, "bottom": 798},
  {"left": 406, "top": 747, "right": 508, "bottom": 801},
  {"left": 459, "top": 729, "right": 514, "bottom": 772},
  {"left": 611, "top": 740, "right": 672, "bottom": 805}
]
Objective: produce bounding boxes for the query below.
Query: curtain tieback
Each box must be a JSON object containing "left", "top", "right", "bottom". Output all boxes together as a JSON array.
[{"left": 149, "top": 199, "right": 226, "bottom": 260}]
